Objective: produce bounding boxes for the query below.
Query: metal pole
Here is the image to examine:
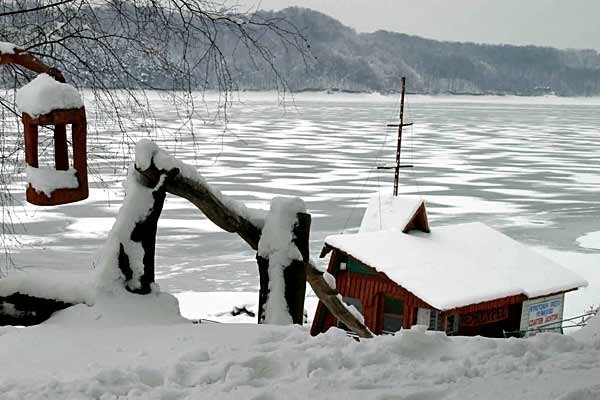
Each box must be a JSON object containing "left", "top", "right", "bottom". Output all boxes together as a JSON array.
[{"left": 393, "top": 77, "right": 406, "bottom": 196}]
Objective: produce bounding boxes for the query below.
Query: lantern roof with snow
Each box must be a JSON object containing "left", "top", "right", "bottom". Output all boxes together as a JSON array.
[{"left": 16, "top": 73, "right": 83, "bottom": 117}]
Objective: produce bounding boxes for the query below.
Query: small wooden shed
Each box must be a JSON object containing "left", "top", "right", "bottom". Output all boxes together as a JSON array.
[{"left": 311, "top": 195, "right": 587, "bottom": 338}]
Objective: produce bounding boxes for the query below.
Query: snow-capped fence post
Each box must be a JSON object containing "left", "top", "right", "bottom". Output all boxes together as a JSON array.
[{"left": 257, "top": 211, "right": 310, "bottom": 325}]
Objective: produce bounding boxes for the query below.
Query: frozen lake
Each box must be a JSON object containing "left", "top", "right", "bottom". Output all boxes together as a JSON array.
[{"left": 2, "top": 92, "right": 600, "bottom": 321}]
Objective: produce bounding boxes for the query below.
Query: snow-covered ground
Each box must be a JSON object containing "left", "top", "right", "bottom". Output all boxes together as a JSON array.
[
  {"left": 0, "top": 290, "right": 599, "bottom": 399},
  {"left": 1, "top": 92, "right": 600, "bottom": 398}
]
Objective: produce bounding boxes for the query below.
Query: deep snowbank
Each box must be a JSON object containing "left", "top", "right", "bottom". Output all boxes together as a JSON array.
[{"left": 0, "top": 291, "right": 599, "bottom": 400}]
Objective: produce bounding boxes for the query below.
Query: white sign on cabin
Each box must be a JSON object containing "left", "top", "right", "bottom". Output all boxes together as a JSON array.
[{"left": 520, "top": 293, "right": 564, "bottom": 337}]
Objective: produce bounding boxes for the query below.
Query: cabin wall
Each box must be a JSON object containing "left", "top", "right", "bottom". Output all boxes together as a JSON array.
[
  {"left": 310, "top": 249, "right": 565, "bottom": 339},
  {"left": 311, "top": 249, "right": 437, "bottom": 335},
  {"left": 335, "top": 271, "right": 434, "bottom": 333}
]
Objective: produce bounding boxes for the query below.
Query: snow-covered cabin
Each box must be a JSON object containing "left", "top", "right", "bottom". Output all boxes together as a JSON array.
[{"left": 311, "top": 195, "right": 588, "bottom": 338}]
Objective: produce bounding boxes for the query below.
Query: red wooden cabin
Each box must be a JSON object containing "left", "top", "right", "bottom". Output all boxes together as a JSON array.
[{"left": 311, "top": 195, "right": 587, "bottom": 338}]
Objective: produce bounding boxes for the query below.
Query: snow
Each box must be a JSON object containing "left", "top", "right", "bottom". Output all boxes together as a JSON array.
[
  {"left": 1, "top": 296, "right": 600, "bottom": 399},
  {"left": 26, "top": 166, "right": 79, "bottom": 196},
  {"left": 15, "top": 73, "right": 83, "bottom": 117},
  {"left": 325, "top": 222, "right": 588, "bottom": 310},
  {"left": 0, "top": 41, "right": 18, "bottom": 54},
  {"left": 0, "top": 269, "right": 93, "bottom": 305},
  {"left": 573, "top": 314, "right": 600, "bottom": 345},
  {"left": 257, "top": 196, "right": 306, "bottom": 324},
  {"left": 337, "top": 294, "right": 365, "bottom": 325},
  {"left": 359, "top": 193, "right": 424, "bottom": 232},
  {"left": 323, "top": 271, "right": 336, "bottom": 290},
  {"left": 576, "top": 231, "right": 600, "bottom": 250}
]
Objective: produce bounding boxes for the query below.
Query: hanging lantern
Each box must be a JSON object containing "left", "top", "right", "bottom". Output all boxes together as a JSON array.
[
  {"left": 17, "top": 74, "right": 88, "bottom": 206},
  {"left": 2, "top": 46, "right": 88, "bottom": 206},
  {"left": 22, "top": 106, "right": 89, "bottom": 206}
]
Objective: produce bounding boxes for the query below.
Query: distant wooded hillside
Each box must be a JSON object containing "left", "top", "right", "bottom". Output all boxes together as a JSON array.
[
  {"left": 250, "top": 7, "right": 600, "bottom": 96},
  {"left": 5, "top": 5, "right": 600, "bottom": 96}
]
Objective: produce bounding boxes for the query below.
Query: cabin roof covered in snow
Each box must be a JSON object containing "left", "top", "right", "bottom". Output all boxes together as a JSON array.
[
  {"left": 325, "top": 222, "right": 587, "bottom": 311},
  {"left": 16, "top": 73, "right": 83, "bottom": 117},
  {"left": 359, "top": 194, "right": 427, "bottom": 233}
]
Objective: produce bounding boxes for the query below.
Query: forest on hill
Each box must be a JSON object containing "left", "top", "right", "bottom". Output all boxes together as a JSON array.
[
  {"left": 3, "top": 5, "right": 600, "bottom": 96},
  {"left": 256, "top": 8, "right": 600, "bottom": 96}
]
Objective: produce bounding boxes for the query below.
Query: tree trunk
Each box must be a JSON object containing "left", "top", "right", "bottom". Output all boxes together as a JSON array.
[{"left": 117, "top": 187, "right": 166, "bottom": 294}]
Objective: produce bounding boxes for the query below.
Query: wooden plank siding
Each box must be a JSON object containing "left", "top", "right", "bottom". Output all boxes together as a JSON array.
[{"left": 311, "top": 249, "right": 437, "bottom": 335}]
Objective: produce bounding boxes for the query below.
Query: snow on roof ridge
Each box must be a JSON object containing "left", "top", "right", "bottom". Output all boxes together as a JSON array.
[
  {"left": 359, "top": 193, "right": 425, "bottom": 233},
  {"left": 325, "top": 221, "right": 587, "bottom": 310}
]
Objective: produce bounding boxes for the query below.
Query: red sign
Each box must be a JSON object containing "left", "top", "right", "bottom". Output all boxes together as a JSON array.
[{"left": 460, "top": 306, "right": 508, "bottom": 327}]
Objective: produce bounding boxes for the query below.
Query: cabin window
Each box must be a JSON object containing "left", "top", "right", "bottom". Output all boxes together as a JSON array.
[
  {"left": 337, "top": 297, "right": 364, "bottom": 331},
  {"left": 445, "top": 314, "right": 459, "bottom": 336},
  {"left": 429, "top": 310, "right": 441, "bottom": 331},
  {"left": 347, "top": 258, "right": 377, "bottom": 276},
  {"left": 382, "top": 297, "right": 404, "bottom": 333},
  {"left": 415, "top": 307, "right": 441, "bottom": 330}
]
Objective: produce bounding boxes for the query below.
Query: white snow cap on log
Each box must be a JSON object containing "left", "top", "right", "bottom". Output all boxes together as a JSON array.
[
  {"left": 16, "top": 73, "right": 83, "bottom": 117},
  {"left": 135, "top": 139, "right": 199, "bottom": 179},
  {"left": 26, "top": 166, "right": 79, "bottom": 196},
  {"left": 0, "top": 41, "right": 18, "bottom": 54},
  {"left": 0, "top": 269, "right": 94, "bottom": 305},
  {"left": 258, "top": 196, "right": 306, "bottom": 325}
]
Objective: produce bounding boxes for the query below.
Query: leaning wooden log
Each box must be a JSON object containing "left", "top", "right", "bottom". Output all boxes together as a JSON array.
[
  {"left": 134, "top": 141, "right": 373, "bottom": 338},
  {"left": 305, "top": 265, "right": 372, "bottom": 338}
]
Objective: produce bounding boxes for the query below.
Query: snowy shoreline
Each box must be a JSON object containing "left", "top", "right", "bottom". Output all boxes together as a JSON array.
[{"left": 0, "top": 291, "right": 599, "bottom": 399}]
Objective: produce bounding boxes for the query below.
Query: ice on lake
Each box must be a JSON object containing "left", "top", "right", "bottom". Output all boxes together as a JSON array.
[{"left": 2, "top": 92, "right": 599, "bottom": 321}]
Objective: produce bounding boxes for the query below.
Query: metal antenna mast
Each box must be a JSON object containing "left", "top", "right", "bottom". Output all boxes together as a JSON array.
[{"left": 378, "top": 76, "right": 413, "bottom": 196}]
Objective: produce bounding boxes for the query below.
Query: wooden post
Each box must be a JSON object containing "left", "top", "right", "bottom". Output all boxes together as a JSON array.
[
  {"left": 23, "top": 116, "right": 38, "bottom": 168},
  {"left": 71, "top": 115, "right": 88, "bottom": 199},
  {"left": 117, "top": 169, "right": 171, "bottom": 294},
  {"left": 257, "top": 212, "right": 311, "bottom": 325},
  {"left": 393, "top": 77, "right": 406, "bottom": 197},
  {"left": 118, "top": 188, "right": 166, "bottom": 294},
  {"left": 286, "top": 212, "right": 310, "bottom": 323}
]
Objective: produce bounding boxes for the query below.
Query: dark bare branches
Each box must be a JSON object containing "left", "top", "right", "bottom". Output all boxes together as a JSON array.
[
  {"left": 0, "top": 0, "right": 76, "bottom": 17},
  {"left": 0, "top": 0, "right": 309, "bottom": 273}
]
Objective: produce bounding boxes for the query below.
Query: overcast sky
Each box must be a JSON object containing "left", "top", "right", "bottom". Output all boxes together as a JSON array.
[{"left": 240, "top": 0, "right": 600, "bottom": 51}]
